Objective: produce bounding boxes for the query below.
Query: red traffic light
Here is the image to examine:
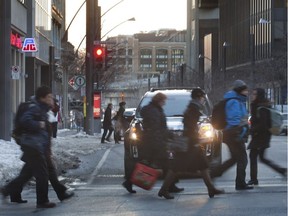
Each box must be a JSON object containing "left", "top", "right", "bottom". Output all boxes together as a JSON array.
[{"left": 93, "top": 46, "right": 104, "bottom": 58}]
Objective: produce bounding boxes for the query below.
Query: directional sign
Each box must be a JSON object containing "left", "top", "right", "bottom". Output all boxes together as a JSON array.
[
  {"left": 22, "top": 38, "right": 38, "bottom": 52},
  {"left": 68, "top": 77, "right": 79, "bottom": 90},
  {"left": 75, "top": 75, "right": 86, "bottom": 87}
]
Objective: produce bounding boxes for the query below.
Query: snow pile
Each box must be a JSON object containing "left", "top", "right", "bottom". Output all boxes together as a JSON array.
[{"left": 0, "top": 130, "right": 102, "bottom": 187}]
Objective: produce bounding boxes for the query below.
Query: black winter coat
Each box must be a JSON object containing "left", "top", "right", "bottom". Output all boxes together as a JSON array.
[
  {"left": 140, "top": 101, "right": 170, "bottom": 161},
  {"left": 247, "top": 101, "right": 271, "bottom": 150},
  {"left": 103, "top": 107, "right": 113, "bottom": 129}
]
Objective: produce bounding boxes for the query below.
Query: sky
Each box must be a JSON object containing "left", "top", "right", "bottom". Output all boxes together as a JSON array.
[{"left": 66, "top": 0, "right": 187, "bottom": 49}]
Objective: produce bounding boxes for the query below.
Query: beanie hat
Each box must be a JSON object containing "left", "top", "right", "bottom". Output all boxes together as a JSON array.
[
  {"left": 191, "top": 88, "right": 206, "bottom": 99},
  {"left": 232, "top": 80, "right": 248, "bottom": 93}
]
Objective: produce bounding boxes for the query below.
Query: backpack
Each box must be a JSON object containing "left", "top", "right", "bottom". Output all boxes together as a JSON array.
[
  {"left": 257, "top": 107, "right": 283, "bottom": 135},
  {"left": 12, "top": 101, "right": 36, "bottom": 145},
  {"left": 211, "top": 98, "right": 237, "bottom": 130}
]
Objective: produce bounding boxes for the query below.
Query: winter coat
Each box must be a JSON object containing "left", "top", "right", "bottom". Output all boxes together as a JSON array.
[
  {"left": 103, "top": 106, "right": 113, "bottom": 129},
  {"left": 183, "top": 100, "right": 203, "bottom": 147},
  {"left": 247, "top": 101, "right": 271, "bottom": 150},
  {"left": 140, "top": 101, "right": 170, "bottom": 160},
  {"left": 223, "top": 90, "right": 249, "bottom": 142},
  {"left": 19, "top": 100, "right": 51, "bottom": 155}
]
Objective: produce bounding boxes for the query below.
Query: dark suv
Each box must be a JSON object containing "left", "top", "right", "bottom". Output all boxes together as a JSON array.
[{"left": 124, "top": 88, "right": 222, "bottom": 177}]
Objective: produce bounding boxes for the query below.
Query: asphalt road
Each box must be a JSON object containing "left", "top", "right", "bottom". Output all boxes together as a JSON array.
[{"left": 1, "top": 135, "right": 287, "bottom": 216}]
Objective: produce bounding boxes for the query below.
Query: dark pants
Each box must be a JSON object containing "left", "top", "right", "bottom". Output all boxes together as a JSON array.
[
  {"left": 220, "top": 136, "right": 248, "bottom": 187},
  {"left": 51, "top": 122, "right": 58, "bottom": 138},
  {"left": 5, "top": 152, "right": 49, "bottom": 204},
  {"left": 5, "top": 152, "right": 66, "bottom": 203},
  {"left": 249, "top": 148, "right": 286, "bottom": 181},
  {"left": 101, "top": 127, "right": 114, "bottom": 142}
]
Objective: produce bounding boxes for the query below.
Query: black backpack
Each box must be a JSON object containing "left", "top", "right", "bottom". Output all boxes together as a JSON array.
[
  {"left": 12, "top": 101, "right": 36, "bottom": 145},
  {"left": 211, "top": 98, "right": 237, "bottom": 130}
]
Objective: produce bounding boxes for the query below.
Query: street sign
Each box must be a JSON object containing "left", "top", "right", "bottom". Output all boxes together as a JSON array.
[
  {"left": 75, "top": 75, "right": 86, "bottom": 87},
  {"left": 68, "top": 77, "right": 79, "bottom": 90}
]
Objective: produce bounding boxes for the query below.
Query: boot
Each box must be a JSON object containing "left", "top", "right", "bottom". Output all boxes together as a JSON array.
[
  {"left": 201, "top": 169, "right": 225, "bottom": 198},
  {"left": 169, "top": 184, "right": 184, "bottom": 193},
  {"left": 158, "top": 170, "right": 175, "bottom": 199}
]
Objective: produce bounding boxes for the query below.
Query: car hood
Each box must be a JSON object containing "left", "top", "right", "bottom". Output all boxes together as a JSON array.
[{"left": 166, "top": 117, "right": 184, "bottom": 131}]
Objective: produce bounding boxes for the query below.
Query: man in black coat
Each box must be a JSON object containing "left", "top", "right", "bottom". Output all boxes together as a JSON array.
[
  {"left": 101, "top": 103, "right": 114, "bottom": 143},
  {"left": 1, "top": 86, "right": 74, "bottom": 208}
]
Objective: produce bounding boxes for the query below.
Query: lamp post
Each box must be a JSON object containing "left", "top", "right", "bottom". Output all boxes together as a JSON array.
[
  {"left": 222, "top": 41, "right": 229, "bottom": 89},
  {"left": 101, "top": 17, "right": 136, "bottom": 40}
]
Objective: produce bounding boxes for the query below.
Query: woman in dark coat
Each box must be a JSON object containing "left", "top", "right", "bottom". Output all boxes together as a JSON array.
[
  {"left": 247, "top": 88, "right": 287, "bottom": 185},
  {"left": 122, "top": 93, "right": 183, "bottom": 199},
  {"left": 101, "top": 103, "right": 114, "bottom": 143}
]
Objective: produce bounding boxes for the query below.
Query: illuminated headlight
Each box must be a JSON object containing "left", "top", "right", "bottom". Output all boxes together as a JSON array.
[
  {"left": 198, "top": 123, "right": 214, "bottom": 143},
  {"left": 129, "top": 127, "right": 138, "bottom": 140}
]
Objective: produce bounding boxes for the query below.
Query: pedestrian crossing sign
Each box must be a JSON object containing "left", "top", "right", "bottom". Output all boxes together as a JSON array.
[{"left": 22, "top": 38, "right": 38, "bottom": 52}]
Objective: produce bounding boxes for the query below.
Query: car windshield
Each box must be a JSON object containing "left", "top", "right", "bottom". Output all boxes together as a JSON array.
[{"left": 136, "top": 93, "right": 211, "bottom": 118}]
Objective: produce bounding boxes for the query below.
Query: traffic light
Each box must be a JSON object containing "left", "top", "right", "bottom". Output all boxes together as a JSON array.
[
  {"left": 104, "top": 47, "right": 113, "bottom": 71},
  {"left": 93, "top": 45, "right": 105, "bottom": 69}
]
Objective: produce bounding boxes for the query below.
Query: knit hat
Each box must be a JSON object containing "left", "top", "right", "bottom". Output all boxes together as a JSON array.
[{"left": 232, "top": 80, "right": 248, "bottom": 93}]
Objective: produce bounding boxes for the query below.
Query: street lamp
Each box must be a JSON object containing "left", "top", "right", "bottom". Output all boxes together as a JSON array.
[
  {"left": 101, "top": 17, "right": 136, "bottom": 40},
  {"left": 222, "top": 41, "right": 229, "bottom": 89}
]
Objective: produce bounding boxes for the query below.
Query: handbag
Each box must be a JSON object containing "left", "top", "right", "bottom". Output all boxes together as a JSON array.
[
  {"left": 20, "top": 133, "right": 45, "bottom": 153},
  {"left": 167, "top": 136, "right": 188, "bottom": 152},
  {"left": 130, "top": 162, "right": 160, "bottom": 190}
]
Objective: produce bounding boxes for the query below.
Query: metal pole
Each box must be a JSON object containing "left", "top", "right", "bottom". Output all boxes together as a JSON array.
[
  {"left": 49, "top": 46, "right": 55, "bottom": 93},
  {"left": 85, "top": 0, "right": 95, "bottom": 135},
  {"left": 0, "top": 0, "right": 12, "bottom": 141},
  {"left": 223, "top": 46, "right": 227, "bottom": 90}
]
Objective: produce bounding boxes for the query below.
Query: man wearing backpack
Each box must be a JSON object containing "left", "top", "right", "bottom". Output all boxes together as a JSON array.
[
  {"left": 1, "top": 86, "right": 74, "bottom": 208},
  {"left": 214, "top": 80, "right": 253, "bottom": 190},
  {"left": 247, "top": 88, "right": 287, "bottom": 185}
]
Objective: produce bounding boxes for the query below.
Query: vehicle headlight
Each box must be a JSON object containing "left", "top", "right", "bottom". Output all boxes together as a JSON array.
[
  {"left": 198, "top": 123, "right": 214, "bottom": 143},
  {"left": 129, "top": 126, "right": 138, "bottom": 140}
]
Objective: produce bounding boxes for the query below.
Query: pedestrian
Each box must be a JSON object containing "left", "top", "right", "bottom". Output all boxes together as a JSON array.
[
  {"left": 48, "top": 98, "right": 59, "bottom": 138},
  {"left": 75, "top": 110, "right": 84, "bottom": 132},
  {"left": 101, "top": 103, "right": 114, "bottom": 143},
  {"left": 1, "top": 86, "right": 74, "bottom": 208},
  {"left": 114, "top": 101, "right": 127, "bottom": 144},
  {"left": 247, "top": 88, "right": 287, "bottom": 185},
  {"left": 177, "top": 88, "right": 224, "bottom": 198},
  {"left": 214, "top": 80, "right": 252, "bottom": 190},
  {"left": 122, "top": 93, "right": 183, "bottom": 199}
]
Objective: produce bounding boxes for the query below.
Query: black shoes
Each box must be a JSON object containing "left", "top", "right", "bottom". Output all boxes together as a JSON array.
[
  {"left": 168, "top": 184, "right": 184, "bottom": 193},
  {"left": 158, "top": 188, "right": 174, "bottom": 199},
  {"left": 59, "top": 191, "right": 75, "bottom": 201},
  {"left": 122, "top": 181, "right": 136, "bottom": 194},
  {"left": 208, "top": 188, "right": 225, "bottom": 198},
  {"left": 235, "top": 184, "right": 254, "bottom": 190},
  {"left": 36, "top": 202, "right": 56, "bottom": 208},
  {"left": 11, "top": 198, "right": 28, "bottom": 203},
  {"left": 247, "top": 180, "right": 259, "bottom": 185}
]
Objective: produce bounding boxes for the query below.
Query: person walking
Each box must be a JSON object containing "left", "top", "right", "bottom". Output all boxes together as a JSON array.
[
  {"left": 1, "top": 86, "right": 58, "bottom": 208},
  {"left": 178, "top": 88, "right": 224, "bottom": 198},
  {"left": 122, "top": 93, "right": 183, "bottom": 198},
  {"left": 114, "top": 101, "right": 127, "bottom": 144},
  {"left": 214, "top": 80, "right": 252, "bottom": 190},
  {"left": 247, "top": 88, "right": 287, "bottom": 185},
  {"left": 48, "top": 98, "right": 59, "bottom": 138},
  {"left": 101, "top": 103, "right": 114, "bottom": 143}
]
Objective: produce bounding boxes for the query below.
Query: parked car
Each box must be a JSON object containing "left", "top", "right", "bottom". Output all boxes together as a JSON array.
[
  {"left": 281, "top": 113, "right": 287, "bottom": 135},
  {"left": 114, "top": 108, "right": 136, "bottom": 141},
  {"left": 123, "top": 108, "right": 136, "bottom": 124},
  {"left": 123, "top": 88, "right": 223, "bottom": 178}
]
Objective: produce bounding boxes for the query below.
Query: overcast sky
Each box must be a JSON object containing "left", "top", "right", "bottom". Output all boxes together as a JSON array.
[{"left": 66, "top": 0, "right": 187, "bottom": 49}]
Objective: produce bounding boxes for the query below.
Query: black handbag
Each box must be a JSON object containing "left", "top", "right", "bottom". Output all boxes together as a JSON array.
[
  {"left": 20, "top": 134, "right": 45, "bottom": 153},
  {"left": 167, "top": 135, "right": 189, "bottom": 152}
]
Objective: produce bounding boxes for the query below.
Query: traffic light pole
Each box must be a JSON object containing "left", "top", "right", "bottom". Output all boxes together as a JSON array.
[{"left": 85, "top": 0, "right": 95, "bottom": 135}]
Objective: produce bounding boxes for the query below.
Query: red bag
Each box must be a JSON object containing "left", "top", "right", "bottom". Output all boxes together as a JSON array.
[{"left": 130, "top": 163, "right": 159, "bottom": 190}]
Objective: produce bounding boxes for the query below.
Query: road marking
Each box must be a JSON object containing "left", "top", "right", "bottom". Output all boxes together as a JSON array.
[{"left": 87, "top": 147, "right": 112, "bottom": 184}]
